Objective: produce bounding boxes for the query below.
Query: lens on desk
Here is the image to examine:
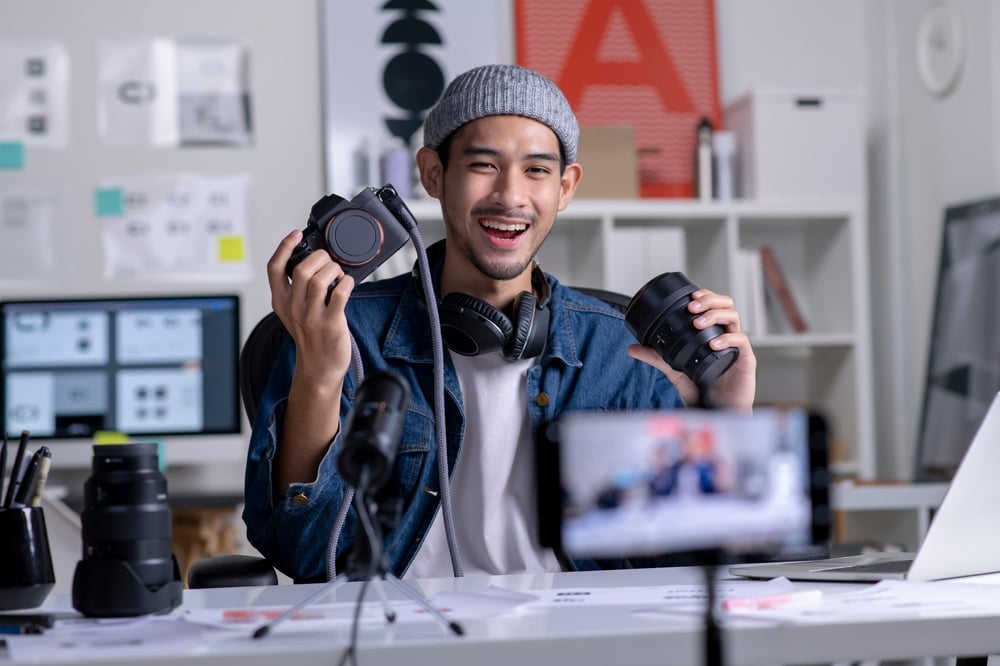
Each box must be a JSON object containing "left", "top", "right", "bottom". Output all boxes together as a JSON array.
[
  {"left": 80, "top": 443, "right": 173, "bottom": 586},
  {"left": 72, "top": 442, "right": 181, "bottom": 617}
]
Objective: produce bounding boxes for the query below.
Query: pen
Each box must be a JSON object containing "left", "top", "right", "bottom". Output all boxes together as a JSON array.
[
  {"left": 0, "top": 612, "right": 55, "bottom": 635},
  {"left": 28, "top": 447, "right": 52, "bottom": 508},
  {"left": 721, "top": 589, "right": 823, "bottom": 612},
  {"left": 13, "top": 446, "right": 47, "bottom": 508},
  {"left": 3, "top": 430, "right": 29, "bottom": 509}
]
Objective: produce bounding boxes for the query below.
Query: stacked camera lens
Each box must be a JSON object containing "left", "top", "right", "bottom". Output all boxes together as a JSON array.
[{"left": 72, "top": 442, "right": 182, "bottom": 617}]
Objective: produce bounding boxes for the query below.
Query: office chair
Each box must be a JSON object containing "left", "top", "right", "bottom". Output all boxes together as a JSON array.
[
  {"left": 186, "top": 313, "right": 286, "bottom": 589},
  {"left": 186, "top": 287, "right": 630, "bottom": 588}
]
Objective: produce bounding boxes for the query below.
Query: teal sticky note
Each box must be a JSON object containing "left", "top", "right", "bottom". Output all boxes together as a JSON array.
[
  {"left": 95, "top": 188, "right": 125, "bottom": 216},
  {"left": 0, "top": 142, "right": 24, "bottom": 169}
]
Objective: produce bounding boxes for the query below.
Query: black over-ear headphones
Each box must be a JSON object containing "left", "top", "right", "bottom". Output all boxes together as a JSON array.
[{"left": 413, "top": 241, "right": 550, "bottom": 361}]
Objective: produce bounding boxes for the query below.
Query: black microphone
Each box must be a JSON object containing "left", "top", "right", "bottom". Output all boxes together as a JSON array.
[{"left": 337, "top": 370, "right": 411, "bottom": 492}]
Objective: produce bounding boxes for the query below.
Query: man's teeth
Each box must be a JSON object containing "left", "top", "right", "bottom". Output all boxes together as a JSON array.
[{"left": 482, "top": 220, "right": 526, "bottom": 232}]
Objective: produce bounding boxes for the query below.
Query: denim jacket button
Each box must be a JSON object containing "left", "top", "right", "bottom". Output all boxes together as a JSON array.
[
  {"left": 535, "top": 392, "right": 550, "bottom": 407},
  {"left": 291, "top": 492, "right": 309, "bottom": 505}
]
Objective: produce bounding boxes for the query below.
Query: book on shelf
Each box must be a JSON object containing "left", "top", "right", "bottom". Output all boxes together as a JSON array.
[
  {"left": 759, "top": 245, "right": 809, "bottom": 333},
  {"left": 734, "top": 247, "right": 767, "bottom": 336}
]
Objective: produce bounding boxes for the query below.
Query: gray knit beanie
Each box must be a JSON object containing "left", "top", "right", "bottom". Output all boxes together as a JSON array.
[{"left": 422, "top": 64, "right": 580, "bottom": 162}]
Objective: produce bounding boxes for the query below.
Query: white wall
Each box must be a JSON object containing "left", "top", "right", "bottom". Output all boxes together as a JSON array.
[
  {"left": 1, "top": 0, "right": 325, "bottom": 486},
  {"left": 715, "top": 0, "right": 868, "bottom": 103},
  {"left": 3, "top": 0, "right": 987, "bottom": 486},
  {"left": 873, "top": 0, "right": 1000, "bottom": 479},
  {"left": 719, "top": 0, "right": 1000, "bottom": 480}
]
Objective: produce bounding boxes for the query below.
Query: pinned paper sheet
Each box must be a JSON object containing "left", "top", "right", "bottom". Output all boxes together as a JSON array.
[
  {"left": 0, "top": 39, "right": 70, "bottom": 148},
  {"left": 98, "top": 39, "right": 251, "bottom": 147},
  {"left": 98, "top": 172, "right": 252, "bottom": 280},
  {"left": 0, "top": 178, "right": 65, "bottom": 280}
]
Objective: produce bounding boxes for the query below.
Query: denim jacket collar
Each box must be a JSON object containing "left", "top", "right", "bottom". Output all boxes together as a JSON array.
[{"left": 381, "top": 266, "right": 583, "bottom": 369}]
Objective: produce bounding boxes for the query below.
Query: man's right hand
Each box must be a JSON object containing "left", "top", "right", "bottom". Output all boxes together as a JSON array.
[
  {"left": 267, "top": 229, "right": 356, "bottom": 384},
  {"left": 266, "top": 229, "right": 357, "bottom": 494}
]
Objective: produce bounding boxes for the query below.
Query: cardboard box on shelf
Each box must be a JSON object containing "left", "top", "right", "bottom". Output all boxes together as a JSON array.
[{"left": 573, "top": 126, "right": 639, "bottom": 199}]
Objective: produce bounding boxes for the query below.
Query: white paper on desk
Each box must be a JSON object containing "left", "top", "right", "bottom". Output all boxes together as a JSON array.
[
  {"left": 182, "top": 587, "right": 532, "bottom": 633},
  {"left": 723, "top": 579, "right": 1000, "bottom": 625},
  {"left": 521, "top": 578, "right": 796, "bottom": 610},
  {"left": 3, "top": 616, "right": 232, "bottom": 662}
]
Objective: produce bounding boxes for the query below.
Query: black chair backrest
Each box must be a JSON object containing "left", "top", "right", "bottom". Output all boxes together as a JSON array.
[
  {"left": 237, "top": 286, "right": 629, "bottom": 425},
  {"left": 572, "top": 286, "right": 631, "bottom": 313},
  {"left": 239, "top": 311, "right": 288, "bottom": 424}
]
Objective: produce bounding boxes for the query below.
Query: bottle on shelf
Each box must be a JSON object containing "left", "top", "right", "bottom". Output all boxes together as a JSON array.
[{"left": 694, "top": 117, "right": 714, "bottom": 202}]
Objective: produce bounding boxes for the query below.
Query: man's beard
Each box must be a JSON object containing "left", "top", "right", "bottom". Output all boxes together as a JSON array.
[
  {"left": 442, "top": 190, "right": 547, "bottom": 280},
  {"left": 465, "top": 247, "right": 533, "bottom": 281},
  {"left": 451, "top": 228, "right": 542, "bottom": 281}
]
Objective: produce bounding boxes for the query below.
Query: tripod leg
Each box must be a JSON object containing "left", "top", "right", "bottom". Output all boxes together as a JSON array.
[
  {"left": 252, "top": 573, "right": 351, "bottom": 639},
  {"left": 382, "top": 574, "right": 464, "bottom": 636},
  {"left": 369, "top": 576, "right": 397, "bottom": 623}
]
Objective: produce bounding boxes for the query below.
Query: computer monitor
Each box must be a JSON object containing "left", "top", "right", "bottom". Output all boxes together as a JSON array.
[
  {"left": 917, "top": 195, "right": 1000, "bottom": 480},
  {"left": 1, "top": 294, "right": 242, "bottom": 467}
]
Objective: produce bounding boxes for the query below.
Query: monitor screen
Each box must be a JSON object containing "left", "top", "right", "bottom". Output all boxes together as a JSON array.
[
  {"left": 537, "top": 407, "right": 830, "bottom": 559},
  {"left": 917, "top": 195, "right": 1000, "bottom": 480},
  {"left": 1, "top": 295, "right": 240, "bottom": 441}
]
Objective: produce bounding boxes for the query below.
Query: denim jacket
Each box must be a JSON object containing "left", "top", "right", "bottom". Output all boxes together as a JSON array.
[{"left": 243, "top": 270, "right": 684, "bottom": 582}]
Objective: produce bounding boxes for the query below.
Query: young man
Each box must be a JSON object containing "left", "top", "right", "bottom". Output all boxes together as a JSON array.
[{"left": 243, "top": 64, "right": 756, "bottom": 582}]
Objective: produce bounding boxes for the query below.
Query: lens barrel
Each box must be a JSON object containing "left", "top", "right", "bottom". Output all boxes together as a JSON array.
[
  {"left": 625, "top": 272, "right": 738, "bottom": 390},
  {"left": 72, "top": 442, "right": 182, "bottom": 617}
]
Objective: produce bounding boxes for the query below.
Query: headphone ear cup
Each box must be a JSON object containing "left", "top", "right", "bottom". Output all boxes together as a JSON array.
[
  {"left": 505, "top": 291, "right": 549, "bottom": 361},
  {"left": 439, "top": 293, "right": 513, "bottom": 356}
]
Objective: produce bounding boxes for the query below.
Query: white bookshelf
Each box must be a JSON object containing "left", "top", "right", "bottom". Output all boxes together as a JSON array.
[{"left": 401, "top": 196, "right": 876, "bottom": 479}]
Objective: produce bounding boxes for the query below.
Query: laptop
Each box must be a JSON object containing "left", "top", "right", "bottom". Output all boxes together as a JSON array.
[{"left": 731, "top": 390, "right": 1000, "bottom": 582}]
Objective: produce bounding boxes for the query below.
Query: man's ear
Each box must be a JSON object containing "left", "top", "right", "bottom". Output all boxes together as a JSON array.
[
  {"left": 416, "top": 146, "right": 443, "bottom": 199},
  {"left": 558, "top": 162, "right": 583, "bottom": 211}
]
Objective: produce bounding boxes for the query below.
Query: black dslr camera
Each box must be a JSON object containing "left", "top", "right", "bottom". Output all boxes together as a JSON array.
[{"left": 285, "top": 185, "right": 413, "bottom": 283}]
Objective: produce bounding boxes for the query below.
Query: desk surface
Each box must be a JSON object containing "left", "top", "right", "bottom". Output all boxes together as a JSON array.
[{"left": 11, "top": 567, "right": 1000, "bottom": 666}]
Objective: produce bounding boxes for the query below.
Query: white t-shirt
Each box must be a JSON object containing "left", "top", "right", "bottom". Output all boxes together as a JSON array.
[{"left": 404, "top": 350, "right": 561, "bottom": 578}]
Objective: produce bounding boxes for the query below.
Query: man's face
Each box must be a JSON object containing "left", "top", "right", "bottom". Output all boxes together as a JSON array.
[{"left": 426, "top": 115, "right": 580, "bottom": 283}]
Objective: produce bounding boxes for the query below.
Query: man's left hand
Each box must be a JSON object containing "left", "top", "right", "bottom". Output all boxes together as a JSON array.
[{"left": 627, "top": 288, "right": 756, "bottom": 411}]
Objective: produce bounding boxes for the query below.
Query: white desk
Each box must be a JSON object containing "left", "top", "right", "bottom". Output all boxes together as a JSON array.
[{"left": 8, "top": 567, "right": 1000, "bottom": 666}]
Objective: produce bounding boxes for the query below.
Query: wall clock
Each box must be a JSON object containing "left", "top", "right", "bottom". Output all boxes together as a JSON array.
[{"left": 916, "top": 4, "right": 966, "bottom": 97}]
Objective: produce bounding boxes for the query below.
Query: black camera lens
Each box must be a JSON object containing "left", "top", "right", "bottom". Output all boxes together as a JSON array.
[
  {"left": 625, "top": 272, "right": 738, "bottom": 390},
  {"left": 72, "top": 442, "right": 181, "bottom": 617}
]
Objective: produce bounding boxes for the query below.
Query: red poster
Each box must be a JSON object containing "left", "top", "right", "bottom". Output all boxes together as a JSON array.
[{"left": 516, "top": 0, "right": 721, "bottom": 198}]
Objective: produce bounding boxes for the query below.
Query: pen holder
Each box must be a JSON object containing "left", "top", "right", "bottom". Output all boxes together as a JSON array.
[{"left": 0, "top": 506, "right": 55, "bottom": 610}]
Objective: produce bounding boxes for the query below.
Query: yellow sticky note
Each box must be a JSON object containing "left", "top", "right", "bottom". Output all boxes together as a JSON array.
[
  {"left": 218, "top": 235, "right": 245, "bottom": 262},
  {"left": 94, "top": 430, "right": 130, "bottom": 445}
]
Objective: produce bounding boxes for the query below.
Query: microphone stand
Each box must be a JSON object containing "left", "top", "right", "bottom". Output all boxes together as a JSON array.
[
  {"left": 252, "top": 473, "right": 463, "bottom": 641},
  {"left": 692, "top": 548, "right": 726, "bottom": 666}
]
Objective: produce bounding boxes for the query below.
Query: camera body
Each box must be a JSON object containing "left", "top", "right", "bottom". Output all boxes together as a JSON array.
[
  {"left": 285, "top": 186, "right": 412, "bottom": 283},
  {"left": 625, "top": 272, "right": 738, "bottom": 391}
]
